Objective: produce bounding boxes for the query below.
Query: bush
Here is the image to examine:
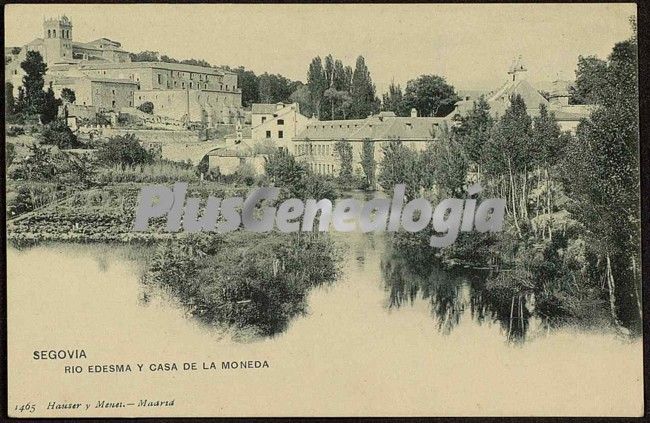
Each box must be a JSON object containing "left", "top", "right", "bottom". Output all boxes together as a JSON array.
[
  {"left": 96, "top": 133, "right": 154, "bottom": 168},
  {"left": 137, "top": 101, "right": 154, "bottom": 114},
  {"left": 38, "top": 119, "right": 82, "bottom": 149}
]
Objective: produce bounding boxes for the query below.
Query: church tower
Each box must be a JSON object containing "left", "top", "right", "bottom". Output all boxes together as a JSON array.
[{"left": 43, "top": 15, "right": 73, "bottom": 64}]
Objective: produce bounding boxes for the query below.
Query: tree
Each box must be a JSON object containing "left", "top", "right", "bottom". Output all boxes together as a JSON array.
[
  {"left": 180, "top": 58, "right": 211, "bottom": 67},
  {"left": 334, "top": 140, "right": 353, "bottom": 182},
  {"left": 402, "top": 74, "right": 459, "bottom": 117},
  {"left": 258, "top": 73, "right": 292, "bottom": 104},
  {"left": 424, "top": 123, "right": 468, "bottom": 197},
  {"left": 307, "top": 57, "right": 328, "bottom": 119},
  {"left": 5, "top": 82, "right": 15, "bottom": 116},
  {"left": 137, "top": 101, "right": 154, "bottom": 114},
  {"left": 96, "top": 133, "right": 154, "bottom": 168},
  {"left": 360, "top": 139, "right": 376, "bottom": 190},
  {"left": 569, "top": 55, "right": 608, "bottom": 105},
  {"left": 382, "top": 81, "right": 407, "bottom": 116},
  {"left": 454, "top": 96, "right": 494, "bottom": 167},
  {"left": 61, "top": 88, "right": 76, "bottom": 104},
  {"left": 560, "top": 36, "right": 640, "bottom": 330},
  {"left": 350, "top": 56, "right": 380, "bottom": 119},
  {"left": 41, "top": 85, "right": 61, "bottom": 124},
  {"left": 38, "top": 119, "right": 81, "bottom": 149},
  {"left": 289, "top": 83, "right": 314, "bottom": 117},
  {"left": 20, "top": 51, "right": 48, "bottom": 117},
  {"left": 231, "top": 66, "right": 259, "bottom": 107},
  {"left": 129, "top": 51, "right": 160, "bottom": 62},
  {"left": 378, "top": 140, "right": 423, "bottom": 200}
]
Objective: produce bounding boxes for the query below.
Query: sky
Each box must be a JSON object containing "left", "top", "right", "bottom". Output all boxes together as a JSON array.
[{"left": 5, "top": 3, "right": 636, "bottom": 94}]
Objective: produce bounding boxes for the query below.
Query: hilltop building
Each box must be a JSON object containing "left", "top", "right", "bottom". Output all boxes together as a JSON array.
[{"left": 5, "top": 15, "right": 243, "bottom": 127}]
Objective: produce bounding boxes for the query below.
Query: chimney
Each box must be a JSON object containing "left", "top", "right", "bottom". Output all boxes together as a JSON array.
[{"left": 411, "top": 108, "right": 418, "bottom": 118}]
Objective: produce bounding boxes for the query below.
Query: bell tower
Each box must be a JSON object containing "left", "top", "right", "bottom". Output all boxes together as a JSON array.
[{"left": 43, "top": 15, "right": 73, "bottom": 64}]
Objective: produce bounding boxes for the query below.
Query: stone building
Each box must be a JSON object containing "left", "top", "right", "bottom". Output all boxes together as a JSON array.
[
  {"left": 51, "top": 75, "right": 138, "bottom": 111},
  {"left": 5, "top": 15, "right": 243, "bottom": 126},
  {"left": 293, "top": 110, "right": 444, "bottom": 176},
  {"left": 5, "top": 16, "right": 131, "bottom": 93}
]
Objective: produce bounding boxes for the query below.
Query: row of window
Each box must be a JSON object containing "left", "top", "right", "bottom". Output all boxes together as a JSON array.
[
  {"left": 266, "top": 130, "right": 284, "bottom": 139},
  {"left": 47, "top": 28, "right": 71, "bottom": 39},
  {"left": 308, "top": 162, "right": 335, "bottom": 175},
  {"left": 261, "top": 117, "right": 284, "bottom": 125},
  {"left": 295, "top": 143, "right": 331, "bottom": 156}
]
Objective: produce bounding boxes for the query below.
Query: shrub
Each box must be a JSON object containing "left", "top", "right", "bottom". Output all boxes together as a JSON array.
[
  {"left": 38, "top": 119, "right": 82, "bottom": 149},
  {"left": 96, "top": 133, "right": 153, "bottom": 168},
  {"left": 137, "top": 101, "right": 154, "bottom": 114}
]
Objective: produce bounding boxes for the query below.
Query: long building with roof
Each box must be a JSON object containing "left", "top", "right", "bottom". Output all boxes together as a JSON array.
[{"left": 292, "top": 109, "right": 445, "bottom": 176}]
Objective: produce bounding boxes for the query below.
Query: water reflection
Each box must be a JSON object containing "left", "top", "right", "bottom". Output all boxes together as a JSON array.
[{"left": 380, "top": 236, "right": 538, "bottom": 343}]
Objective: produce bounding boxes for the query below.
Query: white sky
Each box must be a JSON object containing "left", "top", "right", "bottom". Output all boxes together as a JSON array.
[{"left": 5, "top": 3, "right": 636, "bottom": 93}]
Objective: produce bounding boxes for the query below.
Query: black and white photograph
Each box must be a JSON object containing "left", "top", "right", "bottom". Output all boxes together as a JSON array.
[{"left": 4, "top": 3, "right": 644, "bottom": 417}]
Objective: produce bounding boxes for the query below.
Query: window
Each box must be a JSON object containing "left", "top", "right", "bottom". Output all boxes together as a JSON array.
[
  {"left": 261, "top": 117, "right": 267, "bottom": 123},
  {"left": 278, "top": 130, "right": 284, "bottom": 139},
  {"left": 190, "top": 82, "right": 193, "bottom": 89},
  {"left": 266, "top": 130, "right": 271, "bottom": 138},
  {"left": 112, "top": 90, "right": 115, "bottom": 95},
  {"left": 112, "top": 100, "right": 116, "bottom": 108},
  {"left": 277, "top": 119, "right": 284, "bottom": 125},
  {"left": 157, "top": 74, "right": 162, "bottom": 84}
]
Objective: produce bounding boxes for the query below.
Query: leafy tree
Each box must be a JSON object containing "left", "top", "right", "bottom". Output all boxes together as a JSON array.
[
  {"left": 350, "top": 56, "right": 380, "bottom": 119},
  {"left": 20, "top": 51, "right": 47, "bottom": 116},
  {"left": 307, "top": 57, "right": 328, "bottom": 119},
  {"left": 160, "top": 55, "right": 179, "bottom": 63},
  {"left": 38, "top": 119, "right": 81, "bottom": 149},
  {"left": 41, "top": 85, "right": 61, "bottom": 124},
  {"left": 378, "top": 140, "right": 423, "bottom": 200},
  {"left": 137, "top": 101, "right": 154, "bottom": 114},
  {"left": 382, "top": 81, "right": 407, "bottom": 116},
  {"left": 230, "top": 66, "right": 259, "bottom": 107},
  {"left": 61, "top": 88, "right": 76, "bottom": 104},
  {"left": 96, "top": 133, "right": 154, "bottom": 168},
  {"left": 334, "top": 140, "right": 353, "bottom": 182},
  {"left": 403, "top": 74, "right": 459, "bottom": 117},
  {"left": 5, "top": 82, "right": 15, "bottom": 115},
  {"left": 360, "top": 139, "right": 376, "bottom": 190},
  {"left": 560, "top": 36, "right": 640, "bottom": 329},
  {"left": 289, "top": 83, "right": 314, "bottom": 117},
  {"left": 454, "top": 96, "right": 494, "bottom": 167},
  {"left": 424, "top": 123, "right": 468, "bottom": 197},
  {"left": 129, "top": 50, "right": 160, "bottom": 62},
  {"left": 569, "top": 55, "right": 608, "bottom": 105},
  {"left": 258, "top": 73, "right": 292, "bottom": 103},
  {"left": 180, "top": 58, "right": 212, "bottom": 67}
]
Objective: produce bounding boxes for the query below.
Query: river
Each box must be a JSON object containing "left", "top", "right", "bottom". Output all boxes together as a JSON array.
[{"left": 6, "top": 233, "right": 643, "bottom": 416}]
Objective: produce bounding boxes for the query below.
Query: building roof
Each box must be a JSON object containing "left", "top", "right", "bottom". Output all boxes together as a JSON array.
[
  {"left": 77, "top": 61, "right": 230, "bottom": 75},
  {"left": 251, "top": 103, "right": 281, "bottom": 114},
  {"left": 451, "top": 78, "right": 550, "bottom": 119},
  {"left": 294, "top": 115, "right": 445, "bottom": 141}
]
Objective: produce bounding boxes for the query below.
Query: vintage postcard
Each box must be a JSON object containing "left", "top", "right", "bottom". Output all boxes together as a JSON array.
[{"left": 4, "top": 3, "right": 643, "bottom": 417}]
